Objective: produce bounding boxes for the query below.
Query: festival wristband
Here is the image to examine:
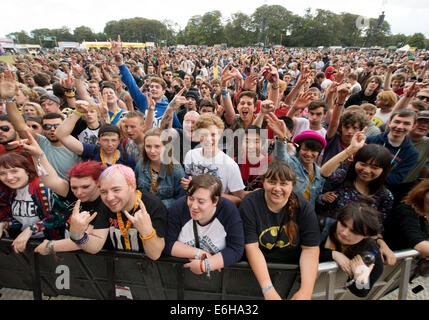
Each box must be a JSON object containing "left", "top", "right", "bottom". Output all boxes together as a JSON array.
[
  {"left": 195, "top": 248, "right": 202, "bottom": 260},
  {"left": 139, "top": 228, "right": 156, "bottom": 242},
  {"left": 69, "top": 231, "right": 85, "bottom": 240},
  {"left": 73, "top": 109, "right": 83, "bottom": 117},
  {"left": 72, "top": 232, "right": 88, "bottom": 245},
  {"left": 262, "top": 285, "right": 274, "bottom": 294}
]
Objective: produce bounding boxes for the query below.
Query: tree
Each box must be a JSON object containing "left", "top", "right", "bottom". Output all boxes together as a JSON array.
[
  {"left": 6, "top": 31, "right": 36, "bottom": 44},
  {"left": 73, "top": 26, "right": 96, "bottom": 42},
  {"left": 224, "top": 12, "right": 256, "bottom": 47},
  {"left": 407, "top": 33, "right": 427, "bottom": 49},
  {"left": 183, "top": 11, "right": 225, "bottom": 45},
  {"left": 252, "top": 5, "right": 294, "bottom": 45}
]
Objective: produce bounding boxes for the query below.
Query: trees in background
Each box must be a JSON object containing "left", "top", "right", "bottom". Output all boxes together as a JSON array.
[{"left": 5, "top": 5, "right": 429, "bottom": 49}]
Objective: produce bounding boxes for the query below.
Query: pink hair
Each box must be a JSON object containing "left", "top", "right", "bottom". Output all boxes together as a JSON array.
[{"left": 98, "top": 164, "right": 136, "bottom": 189}]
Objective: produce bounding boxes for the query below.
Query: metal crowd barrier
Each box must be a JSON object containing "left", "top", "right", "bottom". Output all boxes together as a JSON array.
[{"left": 0, "top": 239, "right": 421, "bottom": 300}]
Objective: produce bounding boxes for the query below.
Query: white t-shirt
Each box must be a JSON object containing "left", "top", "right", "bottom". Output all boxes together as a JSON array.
[
  {"left": 12, "top": 185, "right": 44, "bottom": 238},
  {"left": 321, "top": 79, "right": 332, "bottom": 90},
  {"left": 372, "top": 109, "right": 392, "bottom": 128},
  {"left": 350, "top": 82, "right": 362, "bottom": 95},
  {"left": 184, "top": 148, "right": 245, "bottom": 193},
  {"left": 293, "top": 117, "right": 327, "bottom": 139},
  {"left": 78, "top": 127, "right": 99, "bottom": 145}
]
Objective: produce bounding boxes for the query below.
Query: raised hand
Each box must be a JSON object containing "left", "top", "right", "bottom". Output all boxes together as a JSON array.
[
  {"left": 60, "top": 72, "right": 75, "bottom": 90},
  {"left": 69, "top": 200, "right": 98, "bottom": 238},
  {"left": 220, "top": 62, "right": 236, "bottom": 87},
  {"left": 110, "top": 35, "right": 122, "bottom": 56},
  {"left": 348, "top": 127, "right": 367, "bottom": 153},
  {"left": 72, "top": 63, "right": 85, "bottom": 80},
  {"left": 75, "top": 100, "right": 89, "bottom": 115},
  {"left": 265, "top": 112, "right": 287, "bottom": 139},
  {"left": 169, "top": 87, "right": 187, "bottom": 109},
  {"left": 123, "top": 198, "right": 154, "bottom": 238},
  {"left": 0, "top": 70, "right": 18, "bottom": 99},
  {"left": 293, "top": 91, "right": 313, "bottom": 110},
  {"left": 8, "top": 129, "right": 41, "bottom": 156},
  {"left": 97, "top": 93, "right": 108, "bottom": 116},
  {"left": 242, "top": 75, "right": 258, "bottom": 91}
]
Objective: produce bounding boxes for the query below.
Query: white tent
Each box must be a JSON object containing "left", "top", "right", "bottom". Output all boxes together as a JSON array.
[{"left": 396, "top": 44, "right": 410, "bottom": 52}]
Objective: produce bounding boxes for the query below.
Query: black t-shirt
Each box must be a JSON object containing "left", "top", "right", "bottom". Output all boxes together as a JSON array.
[
  {"left": 59, "top": 190, "right": 110, "bottom": 229},
  {"left": 93, "top": 191, "right": 167, "bottom": 252},
  {"left": 344, "top": 90, "right": 378, "bottom": 108},
  {"left": 239, "top": 189, "right": 320, "bottom": 263},
  {"left": 71, "top": 117, "right": 89, "bottom": 140}
]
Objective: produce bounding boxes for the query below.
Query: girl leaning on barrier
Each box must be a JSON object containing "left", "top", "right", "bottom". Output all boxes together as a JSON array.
[
  {"left": 319, "top": 129, "right": 396, "bottom": 266},
  {"left": 0, "top": 152, "right": 66, "bottom": 254},
  {"left": 239, "top": 161, "right": 320, "bottom": 300},
  {"left": 383, "top": 179, "right": 429, "bottom": 261},
  {"left": 164, "top": 174, "right": 245, "bottom": 277},
  {"left": 320, "top": 200, "right": 384, "bottom": 298}
]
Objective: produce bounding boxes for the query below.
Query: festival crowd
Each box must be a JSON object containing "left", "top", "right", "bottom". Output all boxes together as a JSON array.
[{"left": 0, "top": 37, "right": 428, "bottom": 299}]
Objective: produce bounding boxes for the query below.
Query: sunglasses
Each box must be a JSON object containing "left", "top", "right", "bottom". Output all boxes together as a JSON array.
[
  {"left": 417, "top": 95, "right": 429, "bottom": 102},
  {"left": 30, "top": 124, "right": 41, "bottom": 130},
  {"left": 42, "top": 124, "right": 60, "bottom": 130},
  {"left": 0, "top": 126, "right": 10, "bottom": 132}
]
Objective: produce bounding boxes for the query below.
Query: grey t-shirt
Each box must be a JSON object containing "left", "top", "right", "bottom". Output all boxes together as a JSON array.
[
  {"left": 12, "top": 185, "right": 44, "bottom": 238},
  {"left": 38, "top": 134, "right": 81, "bottom": 181}
]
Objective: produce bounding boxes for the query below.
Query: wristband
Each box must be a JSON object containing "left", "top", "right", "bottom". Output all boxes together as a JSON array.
[
  {"left": 69, "top": 231, "right": 85, "bottom": 239},
  {"left": 72, "top": 232, "right": 88, "bottom": 246},
  {"left": 73, "top": 109, "right": 83, "bottom": 117},
  {"left": 271, "top": 84, "right": 279, "bottom": 90},
  {"left": 29, "top": 224, "right": 39, "bottom": 235},
  {"left": 200, "top": 259, "right": 205, "bottom": 273},
  {"left": 64, "top": 91, "right": 76, "bottom": 98},
  {"left": 139, "top": 228, "right": 156, "bottom": 242},
  {"left": 262, "top": 285, "right": 274, "bottom": 294},
  {"left": 45, "top": 240, "right": 56, "bottom": 255},
  {"left": 195, "top": 248, "right": 202, "bottom": 260},
  {"left": 204, "top": 258, "right": 211, "bottom": 279}
]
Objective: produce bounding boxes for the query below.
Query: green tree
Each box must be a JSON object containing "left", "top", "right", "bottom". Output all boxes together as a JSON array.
[
  {"left": 407, "top": 33, "right": 427, "bottom": 49},
  {"left": 183, "top": 11, "right": 225, "bottom": 45},
  {"left": 73, "top": 26, "right": 96, "bottom": 42},
  {"left": 224, "top": 12, "right": 256, "bottom": 47},
  {"left": 252, "top": 5, "right": 294, "bottom": 45}
]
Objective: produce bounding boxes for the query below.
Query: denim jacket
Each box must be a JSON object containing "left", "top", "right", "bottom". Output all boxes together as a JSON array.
[
  {"left": 274, "top": 140, "right": 325, "bottom": 207},
  {"left": 135, "top": 160, "right": 186, "bottom": 208}
]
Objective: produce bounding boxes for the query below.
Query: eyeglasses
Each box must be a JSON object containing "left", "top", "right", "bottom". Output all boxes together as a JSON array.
[
  {"left": 0, "top": 126, "right": 10, "bottom": 132},
  {"left": 417, "top": 95, "right": 429, "bottom": 102},
  {"left": 42, "top": 124, "right": 60, "bottom": 130},
  {"left": 30, "top": 124, "right": 41, "bottom": 130}
]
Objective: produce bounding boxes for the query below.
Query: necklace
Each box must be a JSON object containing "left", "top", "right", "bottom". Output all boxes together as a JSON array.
[
  {"left": 150, "top": 162, "right": 159, "bottom": 193},
  {"left": 100, "top": 149, "right": 120, "bottom": 167},
  {"left": 116, "top": 190, "right": 142, "bottom": 251},
  {"left": 109, "top": 108, "right": 121, "bottom": 123}
]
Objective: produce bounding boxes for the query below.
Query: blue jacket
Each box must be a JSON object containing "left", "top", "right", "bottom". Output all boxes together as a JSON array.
[
  {"left": 366, "top": 132, "right": 419, "bottom": 186},
  {"left": 274, "top": 140, "right": 325, "bottom": 207},
  {"left": 134, "top": 160, "right": 186, "bottom": 208},
  {"left": 118, "top": 64, "right": 182, "bottom": 129}
]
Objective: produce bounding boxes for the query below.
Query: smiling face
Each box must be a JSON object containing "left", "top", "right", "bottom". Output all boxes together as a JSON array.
[
  {"left": 387, "top": 115, "right": 415, "bottom": 141},
  {"left": 355, "top": 160, "right": 383, "bottom": 184},
  {"left": 263, "top": 177, "right": 293, "bottom": 210},
  {"left": 99, "top": 171, "right": 135, "bottom": 213},
  {"left": 411, "top": 118, "right": 429, "bottom": 138},
  {"left": 0, "top": 166, "right": 29, "bottom": 189},
  {"left": 298, "top": 143, "right": 319, "bottom": 166},
  {"left": 198, "top": 125, "right": 222, "bottom": 152},
  {"left": 237, "top": 95, "right": 255, "bottom": 123},
  {"left": 23, "top": 104, "right": 37, "bottom": 117},
  {"left": 149, "top": 81, "right": 165, "bottom": 100},
  {"left": 187, "top": 188, "right": 218, "bottom": 224}
]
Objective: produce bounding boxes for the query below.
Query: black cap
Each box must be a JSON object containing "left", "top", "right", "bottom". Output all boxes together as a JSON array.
[{"left": 98, "top": 124, "right": 120, "bottom": 137}]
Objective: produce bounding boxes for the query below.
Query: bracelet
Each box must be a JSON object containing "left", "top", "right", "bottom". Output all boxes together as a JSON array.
[
  {"left": 345, "top": 148, "right": 353, "bottom": 158},
  {"left": 73, "top": 109, "right": 83, "bottom": 117},
  {"left": 73, "top": 232, "right": 89, "bottom": 246},
  {"left": 271, "top": 84, "right": 279, "bottom": 90},
  {"left": 45, "top": 240, "right": 56, "bottom": 255},
  {"left": 200, "top": 259, "right": 205, "bottom": 273},
  {"left": 69, "top": 231, "right": 85, "bottom": 240},
  {"left": 262, "top": 285, "right": 274, "bottom": 294},
  {"left": 29, "top": 224, "right": 39, "bottom": 235},
  {"left": 64, "top": 91, "right": 76, "bottom": 98},
  {"left": 221, "top": 90, "right": 229, "bottom": 98},
  {"left": 204, "top": 258, "right": 211, "bottom": 278},
  {"left": 275, "top": 136, "right": 287, "bottom": 144},
  {"left": 195, "top": 248, "right": 202, "bottom": 260},
  {"left": 139, "top": 228, "right": 156, "bottom": 242}
]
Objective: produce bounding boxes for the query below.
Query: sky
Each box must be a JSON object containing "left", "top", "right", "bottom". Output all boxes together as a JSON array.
[{"left": 1, "top": 0, "right": 428, "bottom": 39}]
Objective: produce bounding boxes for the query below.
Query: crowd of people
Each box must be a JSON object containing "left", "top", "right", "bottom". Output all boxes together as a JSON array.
[{"left": 0, "top": 37, "right": 428, "bottom": 300}]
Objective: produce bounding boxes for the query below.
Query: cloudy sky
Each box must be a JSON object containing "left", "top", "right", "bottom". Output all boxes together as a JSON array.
[{"left": 1, "top": 0, "right": 428, "bottom": 39}]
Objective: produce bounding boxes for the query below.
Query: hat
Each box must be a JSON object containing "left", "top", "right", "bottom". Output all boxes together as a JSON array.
[
  {"left": 39, "top": 93, "right": 60, "bottom": 105},
  {"left": 185, "top": 90, "right": 200, "bottom": 105},
  {"left": 196, "top": 75, "right": 203, "bottom": 81},
  {"left": 98, "top": 124, "right": 120, "bottom": 137},
  {"left": 293, "top": 130, "right": 327, "bottom": 149},
  {"left": 417, "top": 111, "right": 429, "bottom": 121}
]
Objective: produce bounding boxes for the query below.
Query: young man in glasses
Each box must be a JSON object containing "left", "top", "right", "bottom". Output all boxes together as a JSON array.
[{"left": 4, "top": 81, "right": 80, "bottom": 180}]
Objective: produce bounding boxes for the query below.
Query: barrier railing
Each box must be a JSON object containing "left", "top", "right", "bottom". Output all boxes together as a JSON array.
[{"left": 0, "top": 239, "right": 421, "bottom": 300}]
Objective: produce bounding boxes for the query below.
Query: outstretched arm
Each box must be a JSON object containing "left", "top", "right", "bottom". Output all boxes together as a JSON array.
[{"left": 55, "top": 102, "right": 86, "bottom": 156}]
